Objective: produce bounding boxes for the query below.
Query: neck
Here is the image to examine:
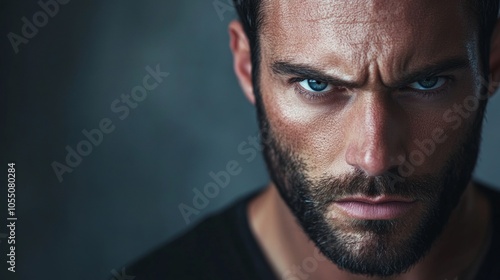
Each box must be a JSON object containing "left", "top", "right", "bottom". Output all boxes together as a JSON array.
[{"left": 248, "top": 182, "right": 491, "bottom": 280}]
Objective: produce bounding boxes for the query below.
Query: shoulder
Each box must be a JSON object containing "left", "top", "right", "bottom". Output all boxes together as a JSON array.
[
  {"left": 123, "top": 191, "right": 271, "bottom": 280},
  {"left": 476, "top": 180, "right": 500, "bottom": 214},
  {"left": 475, "top": 181, "right": 500, "bottom": 280}
]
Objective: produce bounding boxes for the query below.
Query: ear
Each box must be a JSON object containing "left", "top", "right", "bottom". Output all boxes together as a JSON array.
[
  {"left": 229, "top": 20, "right": 255, "bottom": 105},
  {"left": 489, "top": 18, "right": 500, "bottom": 97}
]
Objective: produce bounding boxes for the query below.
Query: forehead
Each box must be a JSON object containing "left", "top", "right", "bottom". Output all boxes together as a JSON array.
[{"left": 260, "top": 0, "right": 475, "bottom": 74}]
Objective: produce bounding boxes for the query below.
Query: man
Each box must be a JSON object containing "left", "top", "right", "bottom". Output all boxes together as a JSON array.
[{"left": 126, "top": 0, "right": 500, "bottom": 279}]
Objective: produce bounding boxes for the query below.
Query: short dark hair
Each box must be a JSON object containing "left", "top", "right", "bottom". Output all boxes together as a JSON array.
[
  {"left": 232, "top": 0, "right": 265, "bottom": 104},
  {"left": 233, "top": 0, "right": 500, "bottom": 95}
]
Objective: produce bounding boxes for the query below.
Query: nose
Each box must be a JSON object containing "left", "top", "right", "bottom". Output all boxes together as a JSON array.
[{"left": 345, "top": 94, "right": 406, "bottom": 176}]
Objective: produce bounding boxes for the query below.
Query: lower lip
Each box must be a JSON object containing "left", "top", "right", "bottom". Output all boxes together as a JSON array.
[{"left": 333, "top": 201, "right": 416, "bottom": 220}]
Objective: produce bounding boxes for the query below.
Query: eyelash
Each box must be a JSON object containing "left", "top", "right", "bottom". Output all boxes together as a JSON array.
[
  {"left": 289, "top": 77, "right": 343, "bottom": 101},
  {"left": 403, "top": 76, "right": 453, "bottom": 99},
  {"left": 288, "top": 76, "right": 453, "bottom": 101}
]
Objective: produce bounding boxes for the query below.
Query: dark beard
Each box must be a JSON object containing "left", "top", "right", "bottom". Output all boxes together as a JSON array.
[{"left": 256, "top": 100, "right": 483, "bottom": 277}]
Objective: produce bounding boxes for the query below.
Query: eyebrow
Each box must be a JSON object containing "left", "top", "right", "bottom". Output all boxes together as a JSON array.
[
  {"left": 393, "top": 57, "right": 470, "bottom": 88},
  {"left": 270, "top": 57, "right": 471, "bottom": 89},
  {"left": 271, "top": 61, "right": 361, "bottom": 88}
]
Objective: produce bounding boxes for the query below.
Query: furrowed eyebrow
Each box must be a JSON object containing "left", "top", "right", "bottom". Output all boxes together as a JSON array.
[
  {"left": 271, "top": 57, "right": 471, "bottom": 89},
  {"left": 391, "top": 57, "right": 471, "bottom": 88},
  {"left": 271, "top": 61, "right": 361, "bottom": 88}
]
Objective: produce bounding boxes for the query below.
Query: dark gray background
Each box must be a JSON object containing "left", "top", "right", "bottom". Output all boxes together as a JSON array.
[{"left": 1, "top": 1, "right": 499, "bottom": 279}]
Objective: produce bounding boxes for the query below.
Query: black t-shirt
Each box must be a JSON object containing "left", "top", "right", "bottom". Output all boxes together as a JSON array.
[{"left": 124, "top": 182, "right": 500, "bottom": 280}]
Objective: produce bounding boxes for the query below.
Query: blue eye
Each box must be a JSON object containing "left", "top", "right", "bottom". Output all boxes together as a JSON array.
[
  {"left": 408, "top": 77, "right": 446, "bottom": 90},
  {"left": 299, "top": 79, "right": 332, "bottom": 92}
]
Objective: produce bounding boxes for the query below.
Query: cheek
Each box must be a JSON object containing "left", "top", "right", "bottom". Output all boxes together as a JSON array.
[
  {"left": 402, "top": 77, "right": 482, "bottom": 174},
  {"left": 404, "top": 102, "right": 479, "bottom": 174},
  {"left": 260, "top": 75, "right": 351, "bottom": 174}
]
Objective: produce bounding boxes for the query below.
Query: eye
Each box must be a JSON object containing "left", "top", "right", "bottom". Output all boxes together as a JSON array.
[
  {"left": 408, "top": 77, "right": 447, "bottom": 90},
  {"left": 298, "top": 79, "right": 332, "bottom": 92}
]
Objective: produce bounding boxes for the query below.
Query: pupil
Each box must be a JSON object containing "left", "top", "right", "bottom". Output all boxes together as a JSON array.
[
  {"left": 307, "top": 79, "right": 328, "bottom": 91},
  {"left": 419, "top": 77, "right": 438, "bottom": 88}
]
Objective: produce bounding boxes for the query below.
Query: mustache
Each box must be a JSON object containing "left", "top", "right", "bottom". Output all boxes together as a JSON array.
[{"left": 309, "top": 168, "right": 440, "bottom": 205}]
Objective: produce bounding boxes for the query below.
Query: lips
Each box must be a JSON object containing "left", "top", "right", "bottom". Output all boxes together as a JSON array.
[{"left": 333, "top": 196, "right": 417, "bottom": 220}]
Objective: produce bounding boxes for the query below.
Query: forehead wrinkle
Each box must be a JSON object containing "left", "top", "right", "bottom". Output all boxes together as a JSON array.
[
  {"left": 282, "top": 0, "right": 408, "bottom": 23},
  {"left": 260, "top": 0, "right": 471, "bottom": 44},
  {"left": 300, "top": 0, "right": 408, "bottom": 26},
  {"left": 262, "top": 0, "right": 410, "bottom": 31},
  {"left": 261, "top": 0, "right": 422, "bottom": 54}
]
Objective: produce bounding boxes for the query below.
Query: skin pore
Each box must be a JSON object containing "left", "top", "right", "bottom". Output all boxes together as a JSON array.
[{"left": 229, "top": 0, "right": 500, "bottom": 279}]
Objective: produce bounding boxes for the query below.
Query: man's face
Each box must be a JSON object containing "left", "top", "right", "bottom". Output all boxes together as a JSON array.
[{"left": 255, "top": 0, "right": 485, "bottom": 277}]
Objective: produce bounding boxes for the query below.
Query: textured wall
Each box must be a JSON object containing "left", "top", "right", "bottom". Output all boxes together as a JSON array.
[{"left": 1, "top": 1, "right": 499, "bottom": 279}]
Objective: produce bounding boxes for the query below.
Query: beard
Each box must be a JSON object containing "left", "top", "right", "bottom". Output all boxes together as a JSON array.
[{"left": 256, "top": 97, "right": 484, "bottom": 277}]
